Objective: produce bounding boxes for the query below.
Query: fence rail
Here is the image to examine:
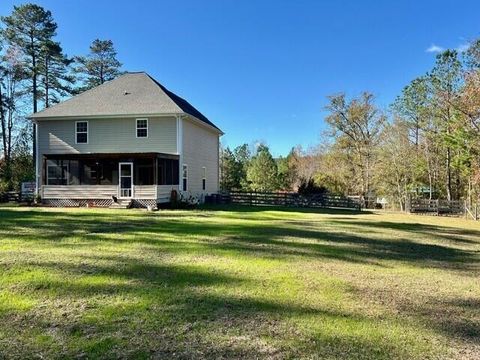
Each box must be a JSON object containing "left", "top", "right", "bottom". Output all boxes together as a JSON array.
[
  {"left": 465, "top": 202, "right": 479, "bottom": 221},
  {"left": 0, "top": 191, "right": 20, "bottom": 203},
  {"left": 407, "top": 199, "right": 464, "bottom": 215},
  {"left": 219, "top": 191, "right": 361, "bottom": 211}
]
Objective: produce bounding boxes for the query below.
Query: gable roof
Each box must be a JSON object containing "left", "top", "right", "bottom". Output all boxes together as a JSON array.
[{"left": 29, "top": 72, "right": 222, "bottom": 133}]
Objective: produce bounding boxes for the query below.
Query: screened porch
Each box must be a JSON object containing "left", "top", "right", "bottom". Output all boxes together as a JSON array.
[{"left": 41, "top": 153, "right": 180, "bottom": 201}]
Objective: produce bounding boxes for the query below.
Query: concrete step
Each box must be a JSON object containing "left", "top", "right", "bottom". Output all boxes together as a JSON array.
[{"left": 109, "top": 199, "right": 133, "bottom": 209}]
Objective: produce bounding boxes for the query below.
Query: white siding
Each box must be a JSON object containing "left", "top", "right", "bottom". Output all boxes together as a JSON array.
[
  {"left": 157, "top": 185, "right": 179, "bottom": 203},
  {"left": 38, "top": 116, "right": 177, "bottom": 156},
  {"left": 182, "top": 118, "right": 219, "bottom": 196},
  {"left": 43, "top": 185, "right": 117, "bottom": 199},
  {"left": 43, "top": 185, "right": 178, "bottom": 202},
  {"left": 133, "top": 185, "right": 156, "bottom": 199}
]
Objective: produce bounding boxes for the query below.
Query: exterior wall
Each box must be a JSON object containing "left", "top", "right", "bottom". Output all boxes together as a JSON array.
[
  {"left": 37, "top": 116, "right": 177, "bottom": 156},
  {"left": 182, "top": 118, "right": 220, "bottom": 197}
]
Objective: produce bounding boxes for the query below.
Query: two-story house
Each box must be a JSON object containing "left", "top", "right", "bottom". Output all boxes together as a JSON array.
[{"left": 29, "top": 72, "right": 223, "bottom": 208}]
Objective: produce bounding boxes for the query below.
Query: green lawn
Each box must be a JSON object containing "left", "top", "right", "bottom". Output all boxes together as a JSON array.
[{"left": 0, "top": 205, "right": 479, "bottom": 359}]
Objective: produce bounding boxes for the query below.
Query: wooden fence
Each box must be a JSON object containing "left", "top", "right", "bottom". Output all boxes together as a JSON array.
[
  {"left": 407, "top": 199, "right": 464, "bottom": 216},
  {"left": 0, "top": 191, "right": 20, "bottom": 203},
  {"left": 219, "top": 191, "right": 362, "bottom": 211},
  {"left": 465, "top": 202, "right": 479, "bottom": 221}
]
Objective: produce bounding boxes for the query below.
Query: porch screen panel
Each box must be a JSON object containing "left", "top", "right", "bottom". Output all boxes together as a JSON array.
[{"left": 157, "top": 159, "right": 179, "bottom": 185}]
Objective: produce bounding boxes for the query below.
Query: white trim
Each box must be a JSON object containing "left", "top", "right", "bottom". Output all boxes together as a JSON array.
[
  {"left": 118, "top": 162, "right": 134, "bottom": 198},
  {"left": 75, "top": 120, "right": 88, "bottom": 144},
  {"left": 182, "top": 164, "right": 188, "bottom": 191},
  {"left": 202, "top": 166, "right": 206, "bottom": 191},
  {"left": 135, "top": 118, "right": 148, "bottom": 138},
  {"left": 34, "top": 121, "right": 39, "bottom": 196},
  {"left": 177, "top": 115, "right": 184, "bottom": 186},
  {"left": 29, "top": 113, "right": 184, "bottom": 121}
]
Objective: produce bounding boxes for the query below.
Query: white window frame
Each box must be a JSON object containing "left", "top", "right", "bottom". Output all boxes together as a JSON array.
[
  {"left": 182, "top": 164, "right": 188, "bottom": 191},
  {"left": 202, "top": 166, "right": 206, "bottom": 191},
  {"left": 46, "top": 162, "right": 69, "bottom": 185},
  {"left": 75, "top": 121, "right": 88, "bottom": 144},
  {"left": 136, "top": 118, "right": 148, "bottom": 138}
]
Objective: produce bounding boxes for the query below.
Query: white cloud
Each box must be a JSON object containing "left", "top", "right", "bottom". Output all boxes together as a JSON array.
[{"left": 426, "top": 44, "right": 445, "bottom": 53}]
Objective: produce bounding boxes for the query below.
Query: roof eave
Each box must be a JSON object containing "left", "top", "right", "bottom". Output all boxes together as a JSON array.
[
  {"left": 27, "top": 112, "right": 184, "bottom": 121},
  {"left": 184, "top": 114, "right": 224, "bottom": 135}
]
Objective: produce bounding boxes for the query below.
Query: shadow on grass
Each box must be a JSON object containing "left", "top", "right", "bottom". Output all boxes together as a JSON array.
[
  {"left": 200, "top": 203, "right": 370, "bottom": 215},
  {"left": 3, "top": 253, "right": 421, "bottom": 359},
  {"left": 1, "top": 206, "right": 478, "bottom": 358},
  {"left": 1, "top": 207, "right": 478, "bottom": 271},
  {"left": 330, "top": 219, "right": 480, "bottom": 245}
]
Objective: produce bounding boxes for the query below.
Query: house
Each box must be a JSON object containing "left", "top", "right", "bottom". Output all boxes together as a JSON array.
[{"left": 29, "top": 72, "right": 223, "bottom": 208}]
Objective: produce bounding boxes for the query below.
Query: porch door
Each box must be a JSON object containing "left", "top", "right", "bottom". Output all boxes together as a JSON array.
[{"left": 119, "top": 162, "right": 133, "bottom": 198}]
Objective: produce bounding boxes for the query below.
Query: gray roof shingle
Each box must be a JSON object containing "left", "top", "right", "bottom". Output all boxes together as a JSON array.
[{"left": 29, "top": 72, "right": 221, "bottom": 132}]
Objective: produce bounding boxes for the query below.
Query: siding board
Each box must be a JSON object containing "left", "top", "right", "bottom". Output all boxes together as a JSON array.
[
  {"left": 182, "top": 118, "right": 219, "bottom": 195},
  {"left": 38, "top": 117, "right": 177, "bottom": 156}
]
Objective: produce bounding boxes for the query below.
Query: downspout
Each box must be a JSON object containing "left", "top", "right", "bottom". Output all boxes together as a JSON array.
[
  {"left": 176, "top": 115, "right": 183, "bottom": 192},
  {"left": 34, "top": 120, "right": 40, "bottom": 197}
]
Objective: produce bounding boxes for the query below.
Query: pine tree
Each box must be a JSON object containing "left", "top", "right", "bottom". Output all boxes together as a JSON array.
[
  {"left": 75, "top": 39, "right": 122, "bottom": 90},
  {"left": 39, "top": 40, "right": 75, "bottom": 107},
  {"left": 246, "top": 145, "right": 278, "bottom": 191},
  {"left": 2, "top": 3, "right": 58, "bottom": 171}
]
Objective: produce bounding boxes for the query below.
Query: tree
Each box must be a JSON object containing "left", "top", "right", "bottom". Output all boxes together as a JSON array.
[
  {"left": 2, "top": 3, "right": 58, "bottom": 167},
  {"left": 392, "top": 77, "right": 429, "bottom": 146},
  {"left": 246, "top": 144, "right": 278, "bottom": 191},
  {"left": 38, "top": 40, "right": 75, "bottom": 107},
  {"left": 75, "top": 39, "right": 122, "bottom": 90},
  {"left": 276, "top": 149, "right": 297, "bottom": 191},
  {"left": 219, "top": 146, "right": 241, "bottom": 190},
  {"left": 375, "top": 119, "right": 418, "bottom": 210},
  {"left": 0, "top": 45, "right": 26, "bottom": 190},
  {"left": 429, "top": 50, "right": 463, "bottom": 200},
  {"left": 324, "top": 92, "right": 385, "bottom": 201}
]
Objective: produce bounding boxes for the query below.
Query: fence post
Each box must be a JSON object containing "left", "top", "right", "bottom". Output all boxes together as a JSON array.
[{"left": 436, "top": 199, "right": 439, "bottom": 216}]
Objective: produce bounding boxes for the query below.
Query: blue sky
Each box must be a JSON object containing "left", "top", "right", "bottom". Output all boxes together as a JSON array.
[{"left": 1, "top": 0, "right": 479, "bottom": 156}]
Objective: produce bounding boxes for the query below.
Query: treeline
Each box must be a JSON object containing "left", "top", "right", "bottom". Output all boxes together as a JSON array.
[
  {"left": 220, "top": 143, "right": 326, "bottom": 194},
  {"left": 221, "top": 41, "right": 480, "bottom": 209},
  {"left": 0, "top": 3, "right": 123, "bottom": 192}
]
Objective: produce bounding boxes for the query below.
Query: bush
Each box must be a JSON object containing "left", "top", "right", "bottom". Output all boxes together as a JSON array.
[
  {"left": 297, "top": 178, "right": 327, "bottom": 196},
  {"left": 169, "top": 190, "right": 199, "bottom": 209}
]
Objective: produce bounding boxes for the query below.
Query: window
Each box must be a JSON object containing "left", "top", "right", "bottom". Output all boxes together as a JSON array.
[
  {"left": 136, "top": 118, "right": 148, "bottom": 138},
  {"left": 202, "top": 167, "right": 206, "bottom": 191},
  {"left": 47, "top": 160, "right": 69, "bottom": 185},
  {"left": 182, "top": 164, "right": 188, "bottom": 191},
  {"left": 75, "top": 121, "right": 88, "bottom": 144}
]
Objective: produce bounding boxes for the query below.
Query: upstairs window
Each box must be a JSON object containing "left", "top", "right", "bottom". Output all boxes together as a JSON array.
[
  {"left": 202, "top": 167, "right": 206, "bottom": 191},
  {"left": 75, "top": 121, "right": 88, "bottom": 144},
  {"left": 136, "top": 119, "right": 148, "bottom": 138}
]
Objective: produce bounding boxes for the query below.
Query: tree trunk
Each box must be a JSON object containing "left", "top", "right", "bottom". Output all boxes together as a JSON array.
[
  {"left": 31, "top": 36, "right": 38, "bottom": 177},
  {"left": 45, "top": 56, "right": 50, "bottom": 108},
  {"left": 0, "top": 85, "right": 7, "bottom": 158},
  {"left": 446, "top": 146, "right": 452, "bottom": 201}
]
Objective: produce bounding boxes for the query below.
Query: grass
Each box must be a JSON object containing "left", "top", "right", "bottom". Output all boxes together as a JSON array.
[{"left": 0, "top": 204, "right": 479, "bottom": 359}]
